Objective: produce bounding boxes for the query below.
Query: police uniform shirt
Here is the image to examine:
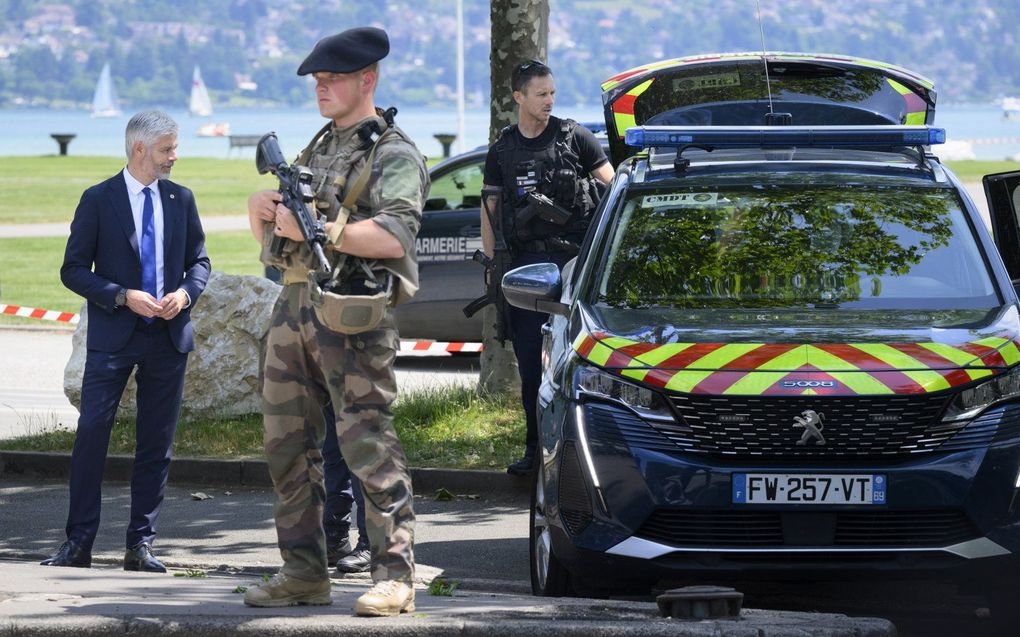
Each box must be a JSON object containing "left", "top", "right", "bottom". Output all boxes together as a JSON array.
[{"left": 483, "top": 115, "right": 608, "bottom": 189}]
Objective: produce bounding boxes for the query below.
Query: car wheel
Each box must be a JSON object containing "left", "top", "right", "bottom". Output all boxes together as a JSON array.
[{"left": 530, "top": 461, "right": 573, "bottom": 596}]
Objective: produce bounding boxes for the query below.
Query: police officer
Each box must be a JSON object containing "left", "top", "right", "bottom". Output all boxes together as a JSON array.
[
  {"left": 243, "top": 26, "right": 428, "bottom": 617},
  {"left": 482, "top": 60, "right": 614, "bottom": 476}
]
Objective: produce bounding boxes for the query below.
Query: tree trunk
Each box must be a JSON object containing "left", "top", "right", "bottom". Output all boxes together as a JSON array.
[{"left": 478, "top": 0, "right": 549, "bottom": 395}]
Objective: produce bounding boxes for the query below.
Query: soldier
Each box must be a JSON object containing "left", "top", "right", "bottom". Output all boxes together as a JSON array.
[{"left": 243, "top": 27, "right": 427, "bottom": 617}]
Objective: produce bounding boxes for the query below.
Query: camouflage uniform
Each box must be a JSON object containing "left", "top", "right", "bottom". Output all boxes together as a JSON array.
[{"left": 261, "top": 113, "right": 428, "bottom": 584}]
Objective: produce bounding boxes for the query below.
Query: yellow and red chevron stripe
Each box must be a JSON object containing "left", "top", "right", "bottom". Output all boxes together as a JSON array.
[
  {"left": 610, "top": 79, "right": 655, "bottom": 140},
  {"left": 573, "top": 331, "right": 1020, "bottom": 396},
  {"left": 887, "top": 78, "right": 927, "bottom": 125}
]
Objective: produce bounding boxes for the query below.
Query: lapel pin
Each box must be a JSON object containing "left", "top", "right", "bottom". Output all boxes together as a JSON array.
[{"left": 169, "top": 193, "right": 175, "bottom": 199}]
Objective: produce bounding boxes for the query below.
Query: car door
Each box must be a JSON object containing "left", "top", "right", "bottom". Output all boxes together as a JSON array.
[
  {"left": 984, "top": 171, "right": 1020, "bottom": 289},
  {"left": 393, "top": 151, "right": 485, "bottom": 342}
]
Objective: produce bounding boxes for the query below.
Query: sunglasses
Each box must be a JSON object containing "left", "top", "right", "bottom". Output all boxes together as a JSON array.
[{"left": 517, "top": 60, "right": 546, "bottom": 75}]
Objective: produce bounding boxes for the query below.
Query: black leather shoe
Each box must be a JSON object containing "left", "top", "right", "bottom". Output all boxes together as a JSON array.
[
  {"left": 507, "top": 455, "right": 536, "bottom": 476},
  {"left": 124, "top": 543, "right": 167, "bottom": 573},
  {"left": 335, "top": 547, "right": 371, "bottom": 574},
  {"left": 327, "top": 536, "right": 353, "bottom": 567},
  {"left": 40, "top": 540, "right": 91, "bottom": 568}
]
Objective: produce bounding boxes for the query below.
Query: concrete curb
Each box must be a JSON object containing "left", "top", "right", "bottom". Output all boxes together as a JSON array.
[{"left": 0, "top": 449, "right": 531, "bottom": 499}]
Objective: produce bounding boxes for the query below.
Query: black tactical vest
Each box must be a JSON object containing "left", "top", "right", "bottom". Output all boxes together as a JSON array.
[{"left": 494, "top": 118, "right": 599, "bottom": 249}]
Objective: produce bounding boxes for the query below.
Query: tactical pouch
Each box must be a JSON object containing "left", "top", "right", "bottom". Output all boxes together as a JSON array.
[{"left": 309, "top": 269, "right": 393, "bottom": 335}]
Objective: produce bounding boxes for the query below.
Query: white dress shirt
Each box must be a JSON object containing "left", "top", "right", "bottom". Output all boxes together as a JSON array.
[{"left": 122, "top": 167, "right": 166, "bottom": 300}]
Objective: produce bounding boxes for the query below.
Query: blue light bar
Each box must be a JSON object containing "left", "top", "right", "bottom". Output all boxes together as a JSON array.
[{"left": 625, "top": 125, "right": 946, "bottom": 149}]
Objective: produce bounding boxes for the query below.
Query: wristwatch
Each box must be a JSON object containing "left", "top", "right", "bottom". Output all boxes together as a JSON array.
[{"left": 115, "top": 288, "right": 127, "bottom": 308}]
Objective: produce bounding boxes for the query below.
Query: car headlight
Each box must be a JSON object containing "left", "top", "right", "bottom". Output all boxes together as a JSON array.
[
  {"left": 942, "top": 365, "right": 1020, "bottom": 422},
  {"left": 573, "top": 362, "right": 673, "bottom": 421}
]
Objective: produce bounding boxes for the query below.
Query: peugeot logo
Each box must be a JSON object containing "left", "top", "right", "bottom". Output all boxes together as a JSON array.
[{"left": 793, "top": 410, "right": 826, "bottom": 446}]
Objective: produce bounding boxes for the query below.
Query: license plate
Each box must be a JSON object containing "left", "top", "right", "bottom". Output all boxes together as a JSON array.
[{"left": 732, "top": 473, "right": 886, "bottom": 505}]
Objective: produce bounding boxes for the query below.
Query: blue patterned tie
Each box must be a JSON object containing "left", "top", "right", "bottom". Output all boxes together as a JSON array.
[{"left": 140, "top": 187, "right": 156, "bottom": 322}]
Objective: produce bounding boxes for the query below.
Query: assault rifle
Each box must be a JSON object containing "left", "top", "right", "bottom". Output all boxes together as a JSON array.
[
  {"left": 255, "top": 132, "right": 332, "bottom": 276},
  {"left": 463, "top": 187, "right": 513, "bottom": 343}
]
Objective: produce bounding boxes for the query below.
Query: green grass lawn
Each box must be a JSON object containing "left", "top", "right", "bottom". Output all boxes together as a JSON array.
[
  {"left": 0, "top": 156, "right": 273, "bottom": 224},
  {"left": 0, "top": 155, "right": 440, "bottom": 225},
  {"left": 0, "top": 385, "right": 523, "bottom": 470},
  {"left": 939, "top": 160, "right": 1020, "bottom": 181},
  {"left": 2, "top": 155, "right": 1013, "bottom": 225},
  {"left": 0, "top": 230, "right": 262, "bottom": 322}
]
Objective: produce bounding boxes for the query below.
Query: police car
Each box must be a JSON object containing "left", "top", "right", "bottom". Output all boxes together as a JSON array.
[{"left": 501, "top": 52, "right": 1020, "bottom": 614}]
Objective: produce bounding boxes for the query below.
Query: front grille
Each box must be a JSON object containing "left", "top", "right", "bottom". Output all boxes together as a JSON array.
[
  {"left": 637, "top": 508, "right": 978, "bottom": 548},
  {"left": 639, "top": 510, "right": 783, "bottom": 546},
  {"left": 558, "top": 441, "right": 593, "bottom": 535},
  {"left": 667, "top": 394, "right": 954, "bottom": 458},
  {"left": 834, "top": 510, "right": 978, "bottom": 546}
]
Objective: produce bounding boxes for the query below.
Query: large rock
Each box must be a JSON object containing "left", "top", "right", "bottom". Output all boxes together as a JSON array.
[{"left": 63, "top": 271, "right": 281, "bottom": 421}]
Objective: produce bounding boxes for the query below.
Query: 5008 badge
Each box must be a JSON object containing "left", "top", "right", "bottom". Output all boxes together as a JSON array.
[{"left": 780, "top": 380, "right": 837, "bottom": 388}]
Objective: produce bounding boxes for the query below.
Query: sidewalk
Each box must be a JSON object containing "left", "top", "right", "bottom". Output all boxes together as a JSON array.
[
  {"left": 0, "top": 560, "right": 895, "bottom": 637},
  {"left": 0, "top": 476, "right": 897, "bottom": 637}
]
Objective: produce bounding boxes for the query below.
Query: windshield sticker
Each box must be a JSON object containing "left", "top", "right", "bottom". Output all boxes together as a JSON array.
[
  {"left": 642, "top": 193, "right": 718, "bottom": 208},
  {"left": 672, "top": 72, "right": 741, "bottom": 92}
]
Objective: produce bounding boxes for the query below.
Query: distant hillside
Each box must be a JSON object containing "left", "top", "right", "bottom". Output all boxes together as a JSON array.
[{"left": 1, "top": 0, "right": 1018, "bottom": 110}]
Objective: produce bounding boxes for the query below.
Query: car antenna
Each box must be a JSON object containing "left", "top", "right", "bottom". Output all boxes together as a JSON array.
[{"left": 756, "top": 0, "right": 792, "bottom": 126}]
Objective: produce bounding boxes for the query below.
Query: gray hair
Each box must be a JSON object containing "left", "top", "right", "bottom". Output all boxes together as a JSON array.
[{"left": 124, "top": 110, "right": 178, "bottom": 158}]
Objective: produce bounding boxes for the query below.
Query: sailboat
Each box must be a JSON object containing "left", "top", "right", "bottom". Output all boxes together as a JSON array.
[
  {"left": 189, "top": 65, "right": 213, "bottom": 117},
  {"left": 191, "top": 65, "right": 230, "bottom": 137},
  {"left": 91, "top": 63, "right": 121, "bottom": 118}
]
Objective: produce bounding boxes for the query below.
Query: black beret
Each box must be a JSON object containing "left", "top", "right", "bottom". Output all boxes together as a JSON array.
[{"left": 297, "top": 27, "right": 390, "bottom": 76}]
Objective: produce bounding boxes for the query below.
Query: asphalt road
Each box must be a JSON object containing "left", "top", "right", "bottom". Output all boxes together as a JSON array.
[
  {"left": 0, "top": 326, "right": 479, "bottom": 440},
  {"left": 0, "top": 478, "right": 530, "bottom": 590}
]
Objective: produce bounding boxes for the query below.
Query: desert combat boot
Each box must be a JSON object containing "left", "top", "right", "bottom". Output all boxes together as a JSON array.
[
  {"left": 243, "top": 573, "right": 332, "bottom": 607},
  {"left": 354, "top": 580, "right": 416, "bottom": 617}
]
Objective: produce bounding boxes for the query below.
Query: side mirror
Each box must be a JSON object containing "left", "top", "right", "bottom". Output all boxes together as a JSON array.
[{"left": 501, "top": 263, "right": 568, "bottom": 316}]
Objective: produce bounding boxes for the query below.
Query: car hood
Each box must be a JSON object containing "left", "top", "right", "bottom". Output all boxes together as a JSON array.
[{"left": 572, "top": 305, "right": 1020, "bottom": 396}]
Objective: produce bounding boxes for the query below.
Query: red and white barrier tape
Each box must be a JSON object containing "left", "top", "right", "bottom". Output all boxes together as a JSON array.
[
  {"left": 0, "top": 303, "right": 482, "bottom": 352},
  {"left": 0, "top": 303, "right": 80, "bottom": 324},
  {"left": 399, "top": 340, "right": 483, "bottom": 353}
]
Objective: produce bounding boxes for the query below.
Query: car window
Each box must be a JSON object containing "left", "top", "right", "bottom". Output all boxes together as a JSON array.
[
  {"left": 426, "top": 159, "right": 485, "bottom": 212},
  {"left": 593, "top": 183, "right": 998, "bottom": 316}
]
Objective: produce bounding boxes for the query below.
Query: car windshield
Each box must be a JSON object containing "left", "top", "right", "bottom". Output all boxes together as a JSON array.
[{"left": 593, "top": 183, "right": 998, "bottom": 317}]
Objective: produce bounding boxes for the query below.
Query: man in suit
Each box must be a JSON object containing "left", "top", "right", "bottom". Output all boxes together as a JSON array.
[{"left": 41, "top": 110, "right": 211, "bottom": 573}]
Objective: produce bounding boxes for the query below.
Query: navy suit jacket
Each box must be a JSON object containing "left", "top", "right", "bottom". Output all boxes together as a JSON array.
[{"left": 61, "top": 172, "right": 211, "bottom": 354}]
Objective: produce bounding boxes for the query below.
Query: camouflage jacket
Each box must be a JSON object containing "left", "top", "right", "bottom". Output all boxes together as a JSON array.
[{"left": 265, "top": 112, "right": 429, "bottom": 306}]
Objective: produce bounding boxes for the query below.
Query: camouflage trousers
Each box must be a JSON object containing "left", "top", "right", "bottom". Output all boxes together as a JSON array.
[{"left": 262, "top": 283, "right": 415, "bottom": 583}]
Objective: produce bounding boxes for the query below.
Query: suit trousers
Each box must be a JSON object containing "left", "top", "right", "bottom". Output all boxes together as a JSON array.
[{"left": 66, "top": 319, "right": 188, "bottom": 552}]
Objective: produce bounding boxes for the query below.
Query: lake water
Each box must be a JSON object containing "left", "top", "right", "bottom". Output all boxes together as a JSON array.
[{"left": 1, "top": 104, "right": 1019, "bottom": 161}]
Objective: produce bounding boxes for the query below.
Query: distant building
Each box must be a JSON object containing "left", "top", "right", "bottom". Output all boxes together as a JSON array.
[{"left": 23, "top": 5, "right": 76, "bottom": 35}]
